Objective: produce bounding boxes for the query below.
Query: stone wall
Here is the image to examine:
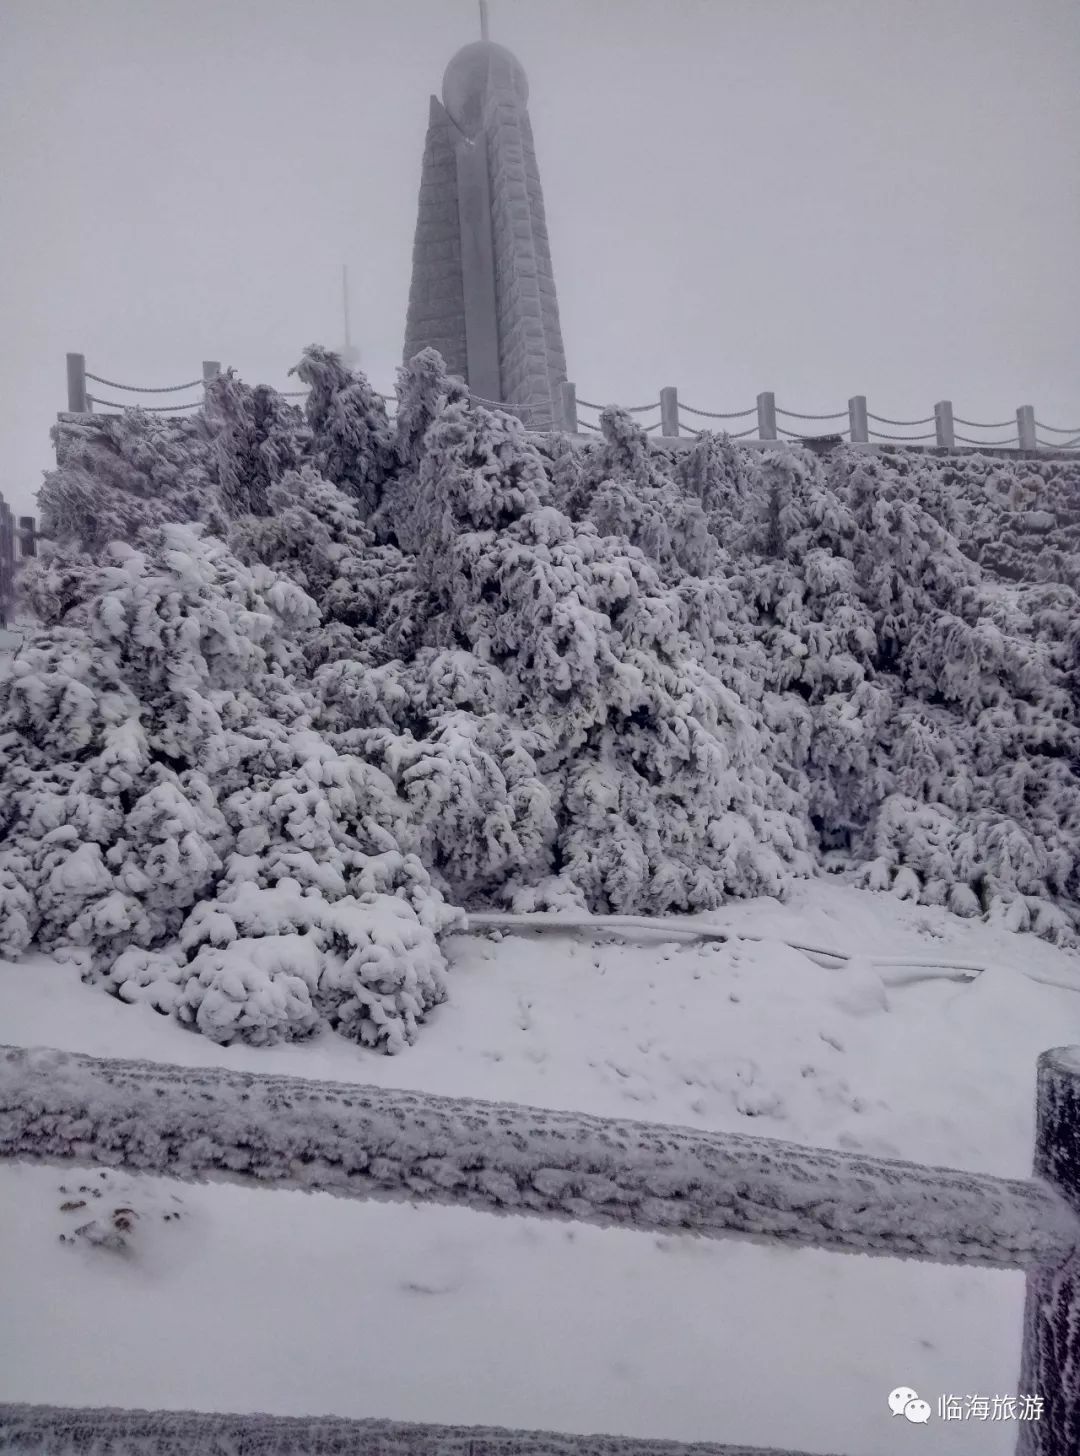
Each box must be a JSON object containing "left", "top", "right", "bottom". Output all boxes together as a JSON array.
[{"left": 482, "top": 86, "right": 566, "bottom": 428}]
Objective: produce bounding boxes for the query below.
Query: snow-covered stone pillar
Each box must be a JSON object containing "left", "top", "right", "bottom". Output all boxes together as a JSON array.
[
  {"left": 934, "top": 400, "right": 955, "bottom": 449},
  {"left": 757, "top": 391, "right": 777, "bottom": 441},
  {"left": 848, "top": 395, "right": 869, "bottom": 444},
  {"left": 1017, "top": 405, "right": 1037, "bottom": 452},
  {"left": 1016, "top": 1047, "right": 1080, "bottom": 1455},
  {"left": 660, "top": 386, "right": 680, "bottom": 438},
  {"left": 66, "top": 353, "right": 87, "bottom": 413},
  {"left": 559, "top": 381, "right": 578, "bottom": 434}
]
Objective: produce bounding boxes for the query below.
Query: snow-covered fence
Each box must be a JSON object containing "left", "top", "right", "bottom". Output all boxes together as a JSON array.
[
  {"left": 65, "top": 354, "right": 221, "bottom": 414},
  {"left": 558, "top": 383, "right": 1080, "bottom": 453},
  {"left": 63, "top": 353, "right": 1079, "bottom": 454},
  {"left": 0, "top": 1405, "right": 829, "bottom": 1456},
  {"left": 0, "top": 492, "right": 37, "bottom": 630},
  {"left": 1, "top": 1043, "right": 1079, "bottom": 1451}
]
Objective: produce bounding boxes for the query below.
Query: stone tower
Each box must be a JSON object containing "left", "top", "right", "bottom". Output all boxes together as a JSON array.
[{"left": 403, "top": 33, "right": 568, "bottom": 430}]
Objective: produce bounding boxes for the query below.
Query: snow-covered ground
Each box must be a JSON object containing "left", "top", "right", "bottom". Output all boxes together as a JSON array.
[{"left": 1, "top": 881, "right": 1078, "bottom": 1455}]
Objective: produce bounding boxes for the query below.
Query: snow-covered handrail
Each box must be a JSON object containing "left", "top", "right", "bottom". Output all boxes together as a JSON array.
[
  {"left": 3, "top": 1045, "right": 1077, "bottom": 1450},
  {"left": 775, "top": 406, "right": 848, "bottom": 422},
  {"left": 1, "top": 1044, "right": 1076, "bottom": 1272},
  {"left": 63, "top": 355, "right": 1080, "bottom": 454},
  {"left": 557, "top": 384, "right": 1079, "bottom": 453},
  {"left": 86, "top": 396, "right": 203, "bottom": 413},
  {"left": 85, "top": 372, "right": 204, "bottom": 393},
  {"left": 0, "top": 1404, "right": 831, "bottom": 1456}
]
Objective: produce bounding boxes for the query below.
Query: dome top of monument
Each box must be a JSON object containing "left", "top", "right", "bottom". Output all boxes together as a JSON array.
[{"left": 442, "top": 40, "right": 529, "bottom": 137}]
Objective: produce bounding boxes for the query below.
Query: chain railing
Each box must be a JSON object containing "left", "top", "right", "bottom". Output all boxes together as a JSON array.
[
  {"left": 63, "top": 355, "right": 1079, "bottom": 455},
  {"left": 561, "top": 384, "right": 1079, "bottom": 453}
]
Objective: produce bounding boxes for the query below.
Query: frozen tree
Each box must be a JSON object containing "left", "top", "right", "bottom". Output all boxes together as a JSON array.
[
  {"left": 0, "top": 521, "right": 458, "bottom": 1049},
  {"left": 204, "top": 369, "right": 309, "bottom": 518},
  {"left": 40, "top": 409, "right": 222, "bottom": 553},
  {"left": 290, "top": 345, "right": 395, "bottom": 515}
]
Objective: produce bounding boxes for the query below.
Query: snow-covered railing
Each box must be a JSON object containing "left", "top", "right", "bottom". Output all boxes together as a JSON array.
[
  {"left": 0, "top": 1404, "right": 830, "bottom": 1456},
  {"left": 65, "top": 355, "right": 219, "bottom": 415},
  {"left": 560, "top": 384, "right": 1080, "bottom": 452},
  {"left": 1, "top": 1043, "right": 1078, "bottom": 1451},
  {"left": 64, "top": 354, "right": 1080, "bottom": 452},
  {"left": 0, "top": 491, "right": 37, "bottom": 630}
]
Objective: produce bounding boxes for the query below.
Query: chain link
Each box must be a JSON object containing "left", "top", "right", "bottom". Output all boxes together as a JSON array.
[
  {"left": 1035, "top": 419, "right": 1080, "bottom": 435},
  {"left": 953, "top": 416, "right": 1014, "bottom": 429},
  {"left": 778, "top": 425, "right": 848, "bottom": 441},
  {"left": 577, "top": 398, "right": 660, "bottom": 413},
  {"left": 867, "top": 413, "right": 935, "bottom": 427},
  {"left": 680, "top": 402, "right": 757, "bottom": 420},
  {"left": 469, "top": 393, "right": 534, "bottom": 419},
  {"left": 869, "top": 430, "right": 937, "bottom": 442},
  {"left": 85, "top": 372, "right": 205, "bottom": 393},
  {"left": 954, "top": 433, "right": 1016, "bottom": 447},
  {"left": 775, "top": 406, "right": 847, "bottom": 421},
  {"left": 87, "top": 395, "right": 202, "bottom": 413}
]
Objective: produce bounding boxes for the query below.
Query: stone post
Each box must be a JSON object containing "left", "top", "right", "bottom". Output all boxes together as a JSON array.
[
  {"left": 1017, "top": 406, "right": 1037, "bottom": 451},
  {"left": 559, "top": 382, "right": 578, "bottom": 434},
  {"left": 757, "top": 391, "right": 777, "bottom": 441},
  {"left": 1016, "top": 1047, "right": 1080, "bottom": 1455},
  {"left": 660, "top": 386, "right": 680, "bottom": 438},
  {"left": 934, "top": 400, "right": 955, "bottom": 449},
  {"left": 17, "top": 518, "right": 37, "bottom": 558},
  {"left": 66, "top": 353, "right": 87, "bottom": 413},
  {"left": 848, "top": 396, "right": 869, "bottom": 444},
  {"left": 202, "top": 361, "right": 221, "bottom": 387}
]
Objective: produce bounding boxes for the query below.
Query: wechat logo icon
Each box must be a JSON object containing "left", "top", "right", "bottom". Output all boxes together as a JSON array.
[{"left": 888, "top": 1386, "right": 932, "bottom": 1424}]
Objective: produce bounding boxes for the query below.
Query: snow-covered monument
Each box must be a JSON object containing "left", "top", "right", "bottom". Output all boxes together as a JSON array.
[{"left": 402, "top": 8, "right": 568, "bottom": 431}]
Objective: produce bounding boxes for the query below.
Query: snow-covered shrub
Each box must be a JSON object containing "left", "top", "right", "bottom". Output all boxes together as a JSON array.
[
  {"left": 105, "top": 878, "right": 451, "bottom": 1052},
  {"left": 8, "top": 338, "right": 1080, "bottom": 1054},
  {"left": 0, "top": 519, "right": 457, "bottom": 1050},
  {"left": 42, "top": 409, "right": 222, "bottom": 553},
  {"left": 290, "top": 344, "right": 395, "bottom": 514},
  {"left": 204, "top": 368, "right": 309, "bottom": 519}
]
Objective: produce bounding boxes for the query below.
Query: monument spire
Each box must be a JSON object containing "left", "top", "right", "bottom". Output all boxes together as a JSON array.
[{"left": 402, "top": 17, "right": 568, "bottom": 428}]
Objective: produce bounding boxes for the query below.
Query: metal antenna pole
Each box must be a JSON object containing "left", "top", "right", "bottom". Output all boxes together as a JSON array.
[{"left": 479, "top": 0, "right": 489, "bottom": 41}]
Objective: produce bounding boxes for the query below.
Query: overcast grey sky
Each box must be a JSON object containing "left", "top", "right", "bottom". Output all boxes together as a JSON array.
[{"left": 2, "top": 0, "right": 1078, "bottom": 521}]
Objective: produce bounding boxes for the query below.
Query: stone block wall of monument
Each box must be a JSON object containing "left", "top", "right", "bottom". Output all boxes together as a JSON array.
[
  {"left": 403, "top": 98, "right": 469, "bottom": 383},
  {"left": 481, "top": 88, "right": 567, "bottom": 427}
]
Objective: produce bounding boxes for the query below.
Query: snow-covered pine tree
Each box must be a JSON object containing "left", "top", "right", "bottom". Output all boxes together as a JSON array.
[
  {"left": 41, "top": 409, "right": 222, "bottom": 553},
  {"left": 0, "top": 521, "right": 458, "bottom": 1050},
  {"left": 290, "top": 345, "right": 395, "bottom": 516}
]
